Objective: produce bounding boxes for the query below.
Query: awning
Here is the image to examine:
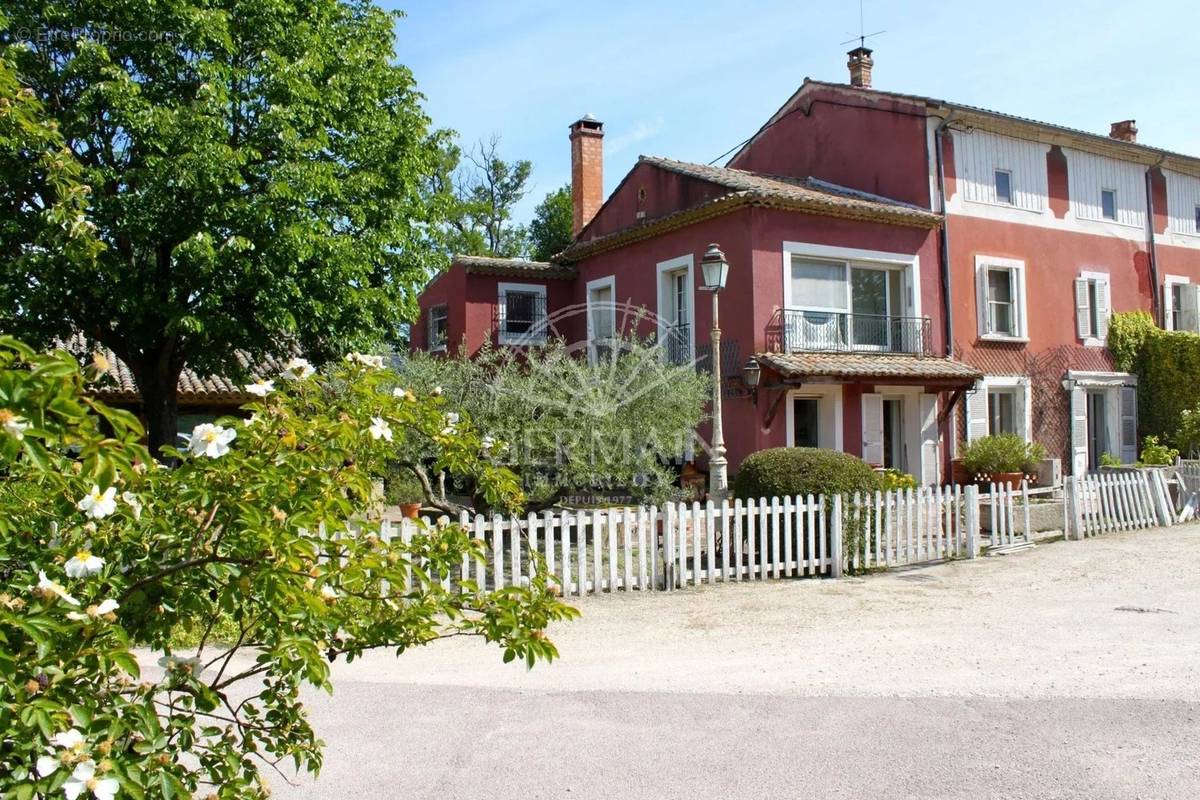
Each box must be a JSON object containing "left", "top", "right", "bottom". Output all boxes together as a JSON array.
[{"left": 757, "top": 351, "right": 981, "bottom": 388}]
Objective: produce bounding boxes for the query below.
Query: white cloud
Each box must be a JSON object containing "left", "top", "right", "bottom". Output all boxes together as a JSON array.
[{"left": 606, "top": 117, "right": 666, "bottom": 155}]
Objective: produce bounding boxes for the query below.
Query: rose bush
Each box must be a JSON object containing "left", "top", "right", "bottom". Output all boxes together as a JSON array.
[{"left": 0, "top": 336, "right": 576, "bottom": 799}]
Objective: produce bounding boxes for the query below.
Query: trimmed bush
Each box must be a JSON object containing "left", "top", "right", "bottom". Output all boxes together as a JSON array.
[
  {"left": 960, "top": 434, "right": 1045, "bottom": 476},
  {"left": 732, "top": 447, "right": 880, "bottom": 501}
]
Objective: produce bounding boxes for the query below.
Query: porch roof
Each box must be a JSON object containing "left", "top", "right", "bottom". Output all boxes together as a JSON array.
[{"left": 757, "top": 352, "right": 981, "bottom": 387}]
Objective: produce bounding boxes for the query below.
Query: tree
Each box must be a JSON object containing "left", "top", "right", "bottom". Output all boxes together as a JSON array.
[
  {"left": 0, "top": 336, "right": 575, "bottom": 798},
  {"left": 528, "top": 184, "right": 573, "bottom": 262},
  {"left": 396, "top": 333, "right": 710, "bottom": 508},
  {"left": 443, "top": 135, "right": 533, "bottom": 258},
  {"left": 0, "top": 2, "right": 450, "bottom": 455}
]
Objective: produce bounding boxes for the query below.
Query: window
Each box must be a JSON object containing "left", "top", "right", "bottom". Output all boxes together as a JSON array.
[
  {"left": 1101, "top": 189, "right": 1117, "bottom": 221},
  {"left": 497, "top": 283, "right": 547, "bottom": 345},
  {"left": 427, "top": 305, "right": 448, "bottom": 351},
  {"left": 988, "top": 390, "right": 1017, "bottom": 435},
  {"left": 657, "top": 255, "right": 694, "bottom": 365},
  {"left": 1195, "top": 205, "right": 1200, "bottom": 234},
  {"left": 1165, "top": 277, "right": 1199, "bottom": 332},
  {"left": 975, "top": 257, "right": 1027, "bottom": 340},
  {"left": 994, "top": 169, "right": 1013, "bottom": 204},
  {"left": 790, "top": 258, "right": 848, "bottom": 310},
  {"left": 1074, "top": 272, "right": 1110, "bottom": 345},
  {"left": 586, "top": 276, "right": 616, "bottom": 362}
]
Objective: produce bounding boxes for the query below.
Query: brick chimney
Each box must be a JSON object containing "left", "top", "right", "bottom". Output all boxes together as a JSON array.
[
  {"left": 570, "top": 115, "right": 604, "bottom": 235},
  {"left": 847, "top": 46, "right": 874, "bottom": 88},
  {"left": 1109, "top": 120, "right": 1138, "bottom": 143}
]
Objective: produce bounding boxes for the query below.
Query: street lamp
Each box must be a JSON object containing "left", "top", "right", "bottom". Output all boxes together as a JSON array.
[{"left": 700, "top": 243, "right": 730, "bottom": 499}]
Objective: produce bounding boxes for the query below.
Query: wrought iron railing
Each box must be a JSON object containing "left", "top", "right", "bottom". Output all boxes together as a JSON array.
[
  {"left": 661, "top": 323, "right": 691, "bottom": 366},
  {"left": 764, "top": 309, "right": 932, "bottom": 356}
]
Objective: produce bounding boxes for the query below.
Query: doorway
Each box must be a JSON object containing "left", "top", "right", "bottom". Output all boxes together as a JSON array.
[
  {"left": 1086, "top": 390, "right": 1109, "bottom": 470},
  {"left": 792, "top": 397, "right": 820, "bottom": 448},
  {"left": 882, "top": 397, "right": 906, "bottom": 471}
]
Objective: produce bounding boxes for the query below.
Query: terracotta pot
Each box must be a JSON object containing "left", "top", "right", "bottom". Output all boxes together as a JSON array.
[
  {"left": 399, "top": 502, "right": 422, "bottom": 519},
  {"left": 990, "top": 471, "right": 1025, "bottom": 489}
]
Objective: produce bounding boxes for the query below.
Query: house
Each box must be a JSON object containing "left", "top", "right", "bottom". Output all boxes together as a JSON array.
[{"left": 413, "top": 48, "right": 1200, "bottom": 483}]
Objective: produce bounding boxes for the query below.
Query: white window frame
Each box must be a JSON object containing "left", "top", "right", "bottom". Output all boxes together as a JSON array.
[
  {"left": 1164, "top": 274, "right": 1193, "bottom": 331},
  {"left": 427, "top": 304, "right": 448, "bottom": 352},
  {"left": 974, "top": 255, "right": 1028, "bottom": 341},
  {"left": 993, "top": 168, "right": 1013, "bottom": 205},
  {"left": 785, "top": 386, "right": 843, "bottom": 451},
  {"left": 655, "top": 255, "right": 694, "bottom": 361},
  {"left": 1100, "top": 188, "right": 1118, "bottom": 221},
  {"left": 497, "top": 282, "right": 547, "bottom": 346},
  {"left": 782, "top": 242, "right": 921, "bottom": 318},
  {"left": 972, "top": 375, "right": 1032, "bottom": 442},
  {"left": 585, "top": 275, "right": 616, "bottom": 362},
  {"left": 1076, "top": 270, "right": 1111, "bottom": 347}
]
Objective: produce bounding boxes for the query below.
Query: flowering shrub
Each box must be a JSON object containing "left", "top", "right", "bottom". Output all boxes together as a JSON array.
[{"left": 0, "top": 336, "right": 575, "bottom": 799}]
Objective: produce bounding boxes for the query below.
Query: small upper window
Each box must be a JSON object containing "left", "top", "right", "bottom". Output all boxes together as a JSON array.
[
  {"left": 1194, "top": 205, "right": 1200, "bottom": 234},
  {"left": 994, "top": 170, "right": 1013, "bottom": 205},
  {"left": 1101, "top": 189, "right": 1117, "bottom": 221},
  {"left": 428, "top": 305, "right": 448, "bottom": 351}
]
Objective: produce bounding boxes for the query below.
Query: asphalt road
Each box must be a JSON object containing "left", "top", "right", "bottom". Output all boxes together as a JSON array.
[{"left": 272, "top": 526, "right": 1200, "bottom": 799}]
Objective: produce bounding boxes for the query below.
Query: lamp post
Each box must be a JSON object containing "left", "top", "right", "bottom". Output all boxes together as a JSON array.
[{"left": 700, "top": 243, "right": 730, "bottom": 499}]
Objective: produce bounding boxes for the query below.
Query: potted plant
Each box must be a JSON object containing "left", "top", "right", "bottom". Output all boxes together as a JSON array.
[
  {"left": 961, "top": 434, "right": 1045, "bottom": 488},
  {"left": 385, "top": 464, "right": 426, "bottom": 519}
]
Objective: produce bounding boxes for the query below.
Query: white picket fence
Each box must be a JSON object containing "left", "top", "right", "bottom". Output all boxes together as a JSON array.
[
  {"left": 380, "top": 484, "right": 1004, "bottom": 596},
  {"left": 1065, "top": 469, "right": 1174, "bottom": 538}
]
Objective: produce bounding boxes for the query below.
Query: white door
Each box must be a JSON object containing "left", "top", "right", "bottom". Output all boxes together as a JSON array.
[{"left": 861, "top": 393, "right": 884, "bottom": 465}]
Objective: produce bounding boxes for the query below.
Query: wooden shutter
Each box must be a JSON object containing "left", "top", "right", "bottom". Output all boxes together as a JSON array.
[
  {"left": 966, "top": 383, "right": 989, "bottom": 441},
  {"left": 975, "top": 263, "right": 990, "bottom": 336},
  {"left": 1120, "top": 385, "right": 1138, "bottom": 465},
  {"left": 1095, "top": 279, "right": 1110, "bottom": 342},
  {"left": 861, "top": 393, "right": 884, "bottom": 466},
  {"left": 1182, "top": 284, "right": 1200, "bottom": 333},
  {"left": 919, "top": 393, "right": 940, "bottom": 486},
  {"left": 1074, "top": 278, "right": 1092, "bottom": 340},
  {"left": 1070, "top": 386, "right": 1089, "bottom": 475}
]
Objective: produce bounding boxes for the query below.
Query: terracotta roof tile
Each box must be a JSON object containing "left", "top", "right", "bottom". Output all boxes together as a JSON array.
[
  {"left": 454, "top": 254, "right": 574, "bottom": 278},
  {"left": 758, "top": 351, "right": 981, "bottom": 384}
]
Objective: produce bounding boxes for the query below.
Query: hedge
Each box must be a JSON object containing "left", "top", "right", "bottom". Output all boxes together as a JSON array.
[
  {"left": 732, "top": 447, "right": 881, "bottom": 501},
  {"left": 1107, "top": 310, "right": 1200, "bottom": 446}
]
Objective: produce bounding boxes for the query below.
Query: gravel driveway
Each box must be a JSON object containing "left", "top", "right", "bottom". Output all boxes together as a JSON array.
[{"left": 273, "top": 525, "right": 1200, "bottom": 799}]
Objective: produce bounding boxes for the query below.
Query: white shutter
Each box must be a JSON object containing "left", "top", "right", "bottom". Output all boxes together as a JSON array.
[
  {"left": 1182, "top": 284, "right": 1200, "bottom": 333},
  {"left": 1016, "top": 380, "right": 1032, "bottom": 441},
  {"left": 1074, "top": 278, "right": 1092, "bottom": 340},
  {"left": 966, "top": 383, "right": 989, "bottom": 441},
  {"left": 1070, "top": 386, "right": 1089, "bottom": 475},
  {"left": 861, "top": 393, "right": 884, "bottom": 466},
  {"left": 919, "top": 393, "right": 940, "bottom": 486},
  {"left": 1120, "top": 385, "right": 1138, "bottom": 465},
  {"left": 976, "top": 263, "right": 990, "bottom": 336},
  {"left": 1163, "top": 283, "right": 1174, "bottom": 330},
  {"left": 1095, "top": 279, "right": 1110, "bottom": 342}
]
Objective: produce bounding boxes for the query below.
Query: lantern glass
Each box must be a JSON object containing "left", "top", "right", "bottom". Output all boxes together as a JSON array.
[
  {"left": 743, "top": 357, "right": 761, "bottom": 387},
  {"left": 700, "top": 243, "right": 729, "bottom": 291}
]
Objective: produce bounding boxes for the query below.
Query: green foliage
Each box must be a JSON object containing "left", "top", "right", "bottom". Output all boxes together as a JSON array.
[
  {"left": 0, "top": 2, "right": 452, "bottom": 453},
  {"left": 383, "top": 462, "right": 426, "bottom": 505},
  {"left": 0, "top": 336, "right": 576, "bottom": 798},
  {"left": 1098, "top": 451, "right": 1123, "bottom": 468},
  {"left": 441, "top": 135, "right": 533, "bottom": 258},
  {"left": 1137, "top": 435, "right": 1177, "bottom": 466},
  {"left": 732, "top": 448, "right": 880, "bottom": 501},
  {"left": 529, "top": 185, "right": 574, "bottom": 262},
  {"left": 1176, "top": 406, "right": 1200, "bottom": 458},
  {"left": 1106, "top": 310, "right": 1156, "bottom": 372},
  {"left": 878, "top": 468, "right": 918, "bottom": 491},
  {"left": 960, "top": 434, "right": 1045, "bottom": 476},
  {"left": 1106, "top": 311, "right": 1200, "bottom": 449},
  {"left": 397, "top": 335, "right": 709, "bottom": 507}
]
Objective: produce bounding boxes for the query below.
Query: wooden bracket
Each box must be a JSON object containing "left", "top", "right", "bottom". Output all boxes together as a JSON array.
[
  {"left": 761, "top": 384, "right": 791, "bottom": 430},
  {"left": 938, "top": 388, "right": 966, "bottom": 426}
]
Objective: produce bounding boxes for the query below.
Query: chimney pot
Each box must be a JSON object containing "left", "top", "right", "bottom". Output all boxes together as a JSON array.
[
  {"left": 1109, "top": 119, "right": 1137, "bottom": 143},
  {"left": 570, "top": 115, "right": 604, "bottom": 235},
  {"left": 847, "top": 46, "right": 874, "bottom": 88}
]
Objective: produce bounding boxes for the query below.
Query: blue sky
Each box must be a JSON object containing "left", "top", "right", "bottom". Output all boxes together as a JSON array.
[{"left": 390, "top": 0, "right": 1198, "bottom": 224}]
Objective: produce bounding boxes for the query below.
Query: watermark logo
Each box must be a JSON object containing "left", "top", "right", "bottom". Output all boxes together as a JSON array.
[{"left": 10, "top": 26, "right": 176, "bottom": 46}]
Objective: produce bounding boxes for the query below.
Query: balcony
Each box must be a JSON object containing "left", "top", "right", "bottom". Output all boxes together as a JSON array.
[{"left": 765, "top": 309, "right": 932, "bottom": 356}]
